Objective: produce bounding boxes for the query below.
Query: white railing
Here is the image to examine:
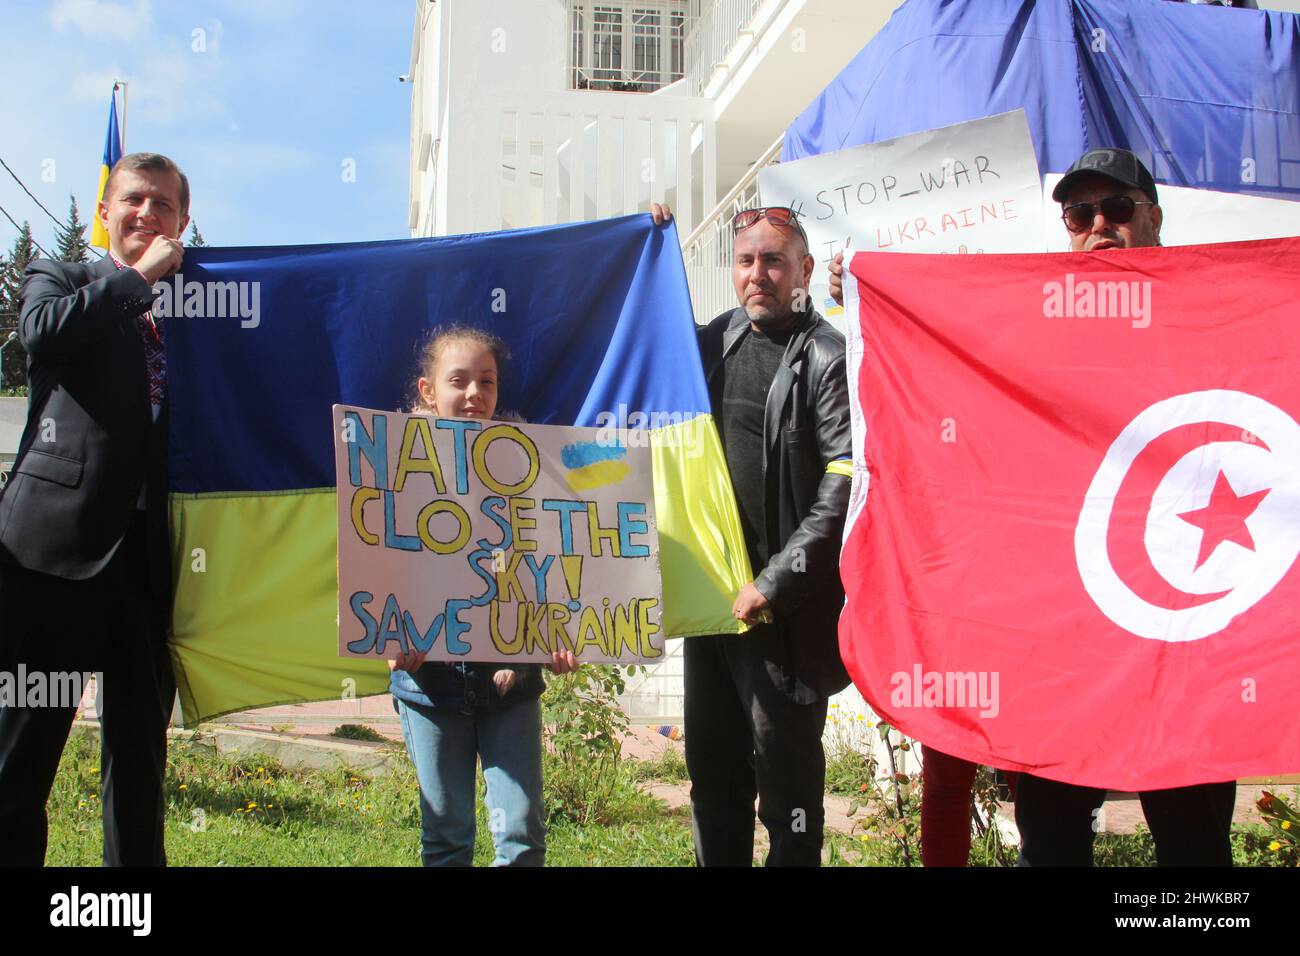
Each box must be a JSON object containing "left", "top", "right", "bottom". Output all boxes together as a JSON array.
[
  {"left": 618, "top": 642, "right": 685, "bottom": 723},
  {"left": 681, "top": 132, "right": 782, "bottom": 323},
  {"left": 461, "top": 87, "right": 716, "bottom": 238},
  {"left": 683, "top": 0, "right": 767, "bottom": 96}
]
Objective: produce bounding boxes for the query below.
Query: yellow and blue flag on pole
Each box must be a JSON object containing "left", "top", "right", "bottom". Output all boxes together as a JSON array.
[
  {"left": 89, "top": 90, "right": 121, "bottom": 249},
  {"left": 165, "top": 216, "right": 752, "bottom": 724}
]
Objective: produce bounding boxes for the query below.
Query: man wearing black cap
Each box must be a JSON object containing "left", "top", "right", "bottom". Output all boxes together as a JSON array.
[
  {"left": 1016, "top": 147, "right": 1237, "bottom": 867},
  {"left": 826, "top": 147, "right": 1237, "bottom": 866},
  {"left": 1051, "top": 147, "right": 1162, "bottom": 250}
]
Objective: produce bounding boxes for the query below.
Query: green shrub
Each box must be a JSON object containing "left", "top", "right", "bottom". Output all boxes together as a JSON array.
[
  {"left": 836, "top": 724, "right": 1019, "bottom": 866},
  {"left": 330, "top": 723, "right": 389, "bottom": 743},
  {"left": 840, "top": 721, "right": 921, "bottom": 866},
  {"left": 824, "top": 751, "right": 875, "bottom": 796},
  {"left": 1255, "top": 789, "right": 1300, "bottom": 866},
  {"left": 542, "top": 664, "right": 638, "bottom": 825}
]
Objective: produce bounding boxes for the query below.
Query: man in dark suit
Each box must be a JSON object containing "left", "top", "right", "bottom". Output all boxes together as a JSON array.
[{"left": 0, "top": 152, "right": 188, "bottom": 865}]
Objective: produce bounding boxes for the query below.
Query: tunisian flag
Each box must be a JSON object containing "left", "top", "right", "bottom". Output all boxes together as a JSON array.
[{"left": 839, "top": 237, "right": 1300, "bottom": 791}]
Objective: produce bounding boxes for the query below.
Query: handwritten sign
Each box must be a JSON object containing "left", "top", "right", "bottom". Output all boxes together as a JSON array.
[
  {"left": 758, "top": 110, "right": 1045, "bottom": 327},
  {"left": 334, "top": 405, "right": 664, "bottom": 663}
]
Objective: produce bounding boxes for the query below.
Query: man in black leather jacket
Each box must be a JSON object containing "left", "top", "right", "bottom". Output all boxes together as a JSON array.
[{"left": 687, "top": 206, "right": 852, "bottom": 866}]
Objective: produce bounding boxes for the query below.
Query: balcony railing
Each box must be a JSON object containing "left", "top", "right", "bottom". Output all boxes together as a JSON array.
[
  {"left": 462, "top": 87, "right": 716, "bottom": 238},
  {"left": 567, "top": 0, "right": 694, "bottom": 93},
  {"left": 683, "top": 0, "right": 766, "bottom": 96}
]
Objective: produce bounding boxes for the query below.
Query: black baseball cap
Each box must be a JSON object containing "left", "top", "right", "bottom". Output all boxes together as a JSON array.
[{"left": 1052, "top": 148, "right": 1159, "bottom": 204}]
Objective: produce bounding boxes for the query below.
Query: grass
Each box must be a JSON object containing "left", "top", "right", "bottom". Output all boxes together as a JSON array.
[
  {"left": 628, "top": 746, "right": 689, "bottom": 784},
  {"left": 824, "top": 751, "right": 876, "bottom": 796},
  {"left": 45, "top": 728, "right": 1296, "bottom": 867},
  {"left": 46, "top": 728, "right": 694, "bottom": 867},
  {"left": 825, "top": 814, "right": 1296, "bottom": 868},
  {"left": 49, "top": 729, "right": 422, "bottom": 866}
]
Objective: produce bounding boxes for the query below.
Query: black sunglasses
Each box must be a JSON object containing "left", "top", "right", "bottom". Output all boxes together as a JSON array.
[
  {"left": 731, "top": 206, "right": 809, "bottom": 244},
  {"left": 1061, "top": 195, "right": 1155, "bottom": 234}
]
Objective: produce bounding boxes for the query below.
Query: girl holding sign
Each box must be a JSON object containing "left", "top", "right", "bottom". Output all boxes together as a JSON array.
[{"left": 390, "top": 326, "right": 579, "bottom": 867}]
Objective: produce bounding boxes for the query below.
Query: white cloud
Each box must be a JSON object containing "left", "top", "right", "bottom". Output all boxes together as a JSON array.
[
  {"left": 135, "top": 50, "right": 225, "bottom": 123},
  {"left": 71, "top": 68, "right": 125, "bottom": 104},
  {"left": 51, "top": 0, "right": 152, "bottom": 42},
  {"left": 72, "top": 47, "right": 226, "bottom": 126}
]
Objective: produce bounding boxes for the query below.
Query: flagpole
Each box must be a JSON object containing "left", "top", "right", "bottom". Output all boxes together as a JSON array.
[{"left": 114, "top": 81, "right": 127, "bottom": 152}]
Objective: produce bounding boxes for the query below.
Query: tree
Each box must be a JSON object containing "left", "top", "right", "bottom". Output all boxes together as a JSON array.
[
  {"left": 0, "top": 222, "right": 37, "bottom": 313},
  {"left": 55, "top": 194, "right": 91, "bottom": 263},
  {"left": 0, "top": 223, "right": 37, "bottom": 392},
  {"left": 187, "top": 223, "right": 207, "bottom": 247},
  {"left": 0, "top": 251, "right": 9, "bottom": 383}
]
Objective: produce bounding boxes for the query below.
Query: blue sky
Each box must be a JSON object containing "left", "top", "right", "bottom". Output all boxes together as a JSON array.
[{"left": 0, "top": 0, "right": 414, "bottom": 255}]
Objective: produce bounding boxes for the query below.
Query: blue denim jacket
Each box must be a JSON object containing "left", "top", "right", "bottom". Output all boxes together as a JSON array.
[{"left": 390, "top": 661, "right": 545, "bottom": 713}]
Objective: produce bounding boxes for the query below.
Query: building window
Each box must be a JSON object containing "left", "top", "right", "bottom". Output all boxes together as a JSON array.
[
  {"left": 593, "top": 5, "right": 625, "bottom": 83},
  {"left": 633, "top": 8, "right": 661, "bottom": 79},
  {"left": 570, "top": 1, "right": 690, "bottom": 92}
]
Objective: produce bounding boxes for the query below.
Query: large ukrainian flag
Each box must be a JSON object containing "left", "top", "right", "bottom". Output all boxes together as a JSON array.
[
  {"left": 166, "top": 216, "right": 750, "bottom": 724},
  {"left": 89, "top": 91, "right": 121, "bottom": 249}
]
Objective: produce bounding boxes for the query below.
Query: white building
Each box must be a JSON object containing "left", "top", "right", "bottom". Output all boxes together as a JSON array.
[
  {"left": 404, "top": 0, "right": 900, "bottom": 733},
  {"left": 406, "top": 0, "right": 902, "bottom": 325}
]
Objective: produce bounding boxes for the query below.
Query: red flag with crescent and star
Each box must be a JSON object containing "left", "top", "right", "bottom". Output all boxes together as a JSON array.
[{"left": 838, "top": 236, "right": 1300, "bottom": 790}]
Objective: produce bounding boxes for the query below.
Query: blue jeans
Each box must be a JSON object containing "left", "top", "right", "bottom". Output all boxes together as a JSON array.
[{"left": 395, "top": 696, "right": 546, "bottom": 866}]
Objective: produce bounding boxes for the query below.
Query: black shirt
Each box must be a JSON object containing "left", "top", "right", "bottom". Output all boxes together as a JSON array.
[{"left": 717, "top": 326, "right": 793, "bottom": 571}]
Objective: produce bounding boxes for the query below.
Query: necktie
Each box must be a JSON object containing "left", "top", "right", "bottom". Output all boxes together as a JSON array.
[{"left": 110, "top": 255, "right": 166, "bottom": 410}]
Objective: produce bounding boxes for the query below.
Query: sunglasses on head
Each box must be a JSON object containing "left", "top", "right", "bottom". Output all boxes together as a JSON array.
[
  {"left": 1061, "top": 195, "right": 1155, "bottom": 234},
  {"left": 731, "top": 206, "right": 808, "bottom": 243}
]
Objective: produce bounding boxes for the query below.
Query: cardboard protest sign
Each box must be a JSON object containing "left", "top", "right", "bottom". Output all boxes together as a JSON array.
[
  {"left": 758, "top": 109, "right": 1045, "bottom": 327},
  {"left": 334, "top": 405, "right": 664, "bottom": 663}
]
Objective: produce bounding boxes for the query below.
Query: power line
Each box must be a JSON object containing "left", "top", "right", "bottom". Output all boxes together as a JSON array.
[
  {"left": 0, "top": 156, "right": 69, "bottom": 238},
  {"left": 0, "top": 154, "right": 106, "bottom": 260},
  {"left": 0, "top": 155, "right": 104, "bottom": 260},
  {"left": 0, "top": 201, "right": 54, "bottom": 260}
]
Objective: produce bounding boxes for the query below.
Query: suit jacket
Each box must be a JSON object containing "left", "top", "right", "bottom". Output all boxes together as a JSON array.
[{"left": 0, "top": 255, "right": 169, "bottom": 592}]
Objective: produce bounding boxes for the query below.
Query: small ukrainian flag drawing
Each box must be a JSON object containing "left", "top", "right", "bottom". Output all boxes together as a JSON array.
[{"left": 562, "top": 440, "right": 630, "bottom": 492}]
